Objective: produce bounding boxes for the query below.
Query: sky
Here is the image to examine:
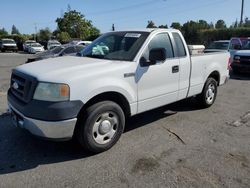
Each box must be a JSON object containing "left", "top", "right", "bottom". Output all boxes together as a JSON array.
[{"left": 0, "top": 0, "right": 249, "bottom": 34}]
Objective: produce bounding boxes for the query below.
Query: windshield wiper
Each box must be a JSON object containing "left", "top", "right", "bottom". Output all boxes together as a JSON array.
[{"left": 85, "top": 54, "right": 105, "bottom": 59}]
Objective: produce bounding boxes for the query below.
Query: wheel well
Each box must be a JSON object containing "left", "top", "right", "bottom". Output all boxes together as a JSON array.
[
  {"left": 208, "top": 71, "right": 220, "bottom": 85},
  {"left": 77, "top": 92, "right": 131, "bottom": 119}
]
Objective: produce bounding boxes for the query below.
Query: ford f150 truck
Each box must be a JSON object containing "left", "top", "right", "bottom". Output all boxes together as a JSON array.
[{"left": 8, "top": 29, "right": 230, "bottom": 153}]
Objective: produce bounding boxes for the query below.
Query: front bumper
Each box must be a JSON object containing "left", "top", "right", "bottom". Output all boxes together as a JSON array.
[
  {"left": 9, "top": 103, "right": 77, "bottom": 140},
  {"left": 2, "top": 46, "right": 18, "bottom": 51},
  {"left": 7, "top": 89, "right": 84, "bottom": 139},
  {"left": 231, "top": 63, "right": 250, "bottom": 72}
]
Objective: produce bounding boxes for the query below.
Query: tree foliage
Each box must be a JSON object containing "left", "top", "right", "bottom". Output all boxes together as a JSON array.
[
  {"left": 158, "top": 24, "right": 168, "bottom": 28},
  {"left": 56, "top": 10, "right": 100, "bottom": 39},
  {"left": 57, "top": 31, "right": 70, "bottom": 43},
  {"left": 146, "top": 20, "right": 157, "bottom": 28},
  {"left": 38, "top": 27, "right": 51, "bottom": 41},
  {"left": 170, "top": 22, "right": 182, "bottom": 30},
  {"left": 11, "top": 25, "right": 20, "bottom": 35},
  {"left": 0, "top": 27, "right": 8, "bottom": 37},
  {"left": 215, "top": 19, "right": 227, "bottom": 29}
]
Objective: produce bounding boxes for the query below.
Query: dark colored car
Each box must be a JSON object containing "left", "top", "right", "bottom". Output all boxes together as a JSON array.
[
  {"left": 26, "top": 44, "right": 85, "bottom": 63},
  {"left": 0, "top": 39, "right": 18, "bottom": 52}
]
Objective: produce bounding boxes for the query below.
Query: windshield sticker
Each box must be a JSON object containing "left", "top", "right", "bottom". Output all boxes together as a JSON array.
[{"left": 125, "top": 33, "right": 141, "bottom": 38}]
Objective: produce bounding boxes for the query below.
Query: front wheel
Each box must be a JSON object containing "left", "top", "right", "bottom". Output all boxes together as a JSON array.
[
  {"left": 76, "top": 101, "right": 125, "bottom": 153},
  {"left": 196, "top": 78, "right": 217, "bottom": 108}
]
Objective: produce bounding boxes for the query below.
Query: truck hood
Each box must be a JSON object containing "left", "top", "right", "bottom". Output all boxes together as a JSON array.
[
  {"left": 15, "top": 56, "right": 132, "bottom": 82},
  {"left": 234, "top": 50, "right": 250, "bottom": 56}
]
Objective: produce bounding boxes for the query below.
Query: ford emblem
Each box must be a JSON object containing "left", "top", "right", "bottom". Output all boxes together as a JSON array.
[{"left": 13, "top": 82, "right": 19, "bottom": 90}]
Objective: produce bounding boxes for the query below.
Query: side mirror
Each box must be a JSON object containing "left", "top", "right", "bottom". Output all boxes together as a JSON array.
[
  {"left": 140, "top": 48, "right": 166, "bottom": 67},
  {"left": 149, "top": 48, "right": 166, "bottom": 62}
]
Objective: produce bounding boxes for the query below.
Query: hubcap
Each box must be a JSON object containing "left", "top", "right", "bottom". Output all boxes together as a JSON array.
[
  {"left": 99, "top": 120, "right": 112, "bottom": 134},
  {"left": 206, "top": 84, "right": 215, "bottom": 104},
  {"left": 92, "top": 112, "right": 118, "bottom": 145}
]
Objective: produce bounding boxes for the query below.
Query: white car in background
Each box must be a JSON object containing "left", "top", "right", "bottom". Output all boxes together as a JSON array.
[
  {"left": 23, "top": 40, "right": 36, "bottom": 52},
  {"left": 47, "top": 40, "right": 61, "bottom": 50},
  {"left": 27, "top": 43, "right": 45, "bottom": 54},
  {"left": 69, "top": 40, "right": 92, "bottom": 47}
]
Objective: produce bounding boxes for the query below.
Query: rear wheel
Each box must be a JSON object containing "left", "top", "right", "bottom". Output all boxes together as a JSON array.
[
  {"left": 196, "top": 78, "right": 217, "bottom": 108},
  {"left": 76, "top": 101, "right": 125, "bottom": 153}
]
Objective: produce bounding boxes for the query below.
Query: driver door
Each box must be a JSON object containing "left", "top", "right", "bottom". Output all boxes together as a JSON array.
[{"left": 137, "top": 33, "right": 180, "bottom": 113}]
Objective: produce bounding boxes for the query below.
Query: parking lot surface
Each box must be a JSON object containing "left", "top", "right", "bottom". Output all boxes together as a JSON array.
[{"left": 0, "top": 53, "right": 250, "bottom": 187}]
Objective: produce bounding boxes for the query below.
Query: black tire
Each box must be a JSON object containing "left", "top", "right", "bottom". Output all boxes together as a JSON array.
[
  {"left": 76, "top": 101, "right": 125, "bottom": 153},
  {"left": 196, "top": 78, "right": 217, "bottom": 108}
]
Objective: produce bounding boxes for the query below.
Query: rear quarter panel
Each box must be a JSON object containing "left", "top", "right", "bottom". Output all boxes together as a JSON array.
[{"left": 188, "top": 52, "right": 229, "bottom": 97}]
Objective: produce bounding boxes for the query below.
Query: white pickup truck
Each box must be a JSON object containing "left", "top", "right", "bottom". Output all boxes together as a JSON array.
[{"left": 8, "top": 29, "right": 230, "bottom": 153}]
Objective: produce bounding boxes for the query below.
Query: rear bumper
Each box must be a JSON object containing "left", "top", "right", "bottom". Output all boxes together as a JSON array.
[{"left": 9, "top": 103, "right": 77, "bottom": 139}]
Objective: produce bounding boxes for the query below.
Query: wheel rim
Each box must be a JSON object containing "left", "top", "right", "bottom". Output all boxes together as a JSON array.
[
  {"left": 92, "top": 112, "right": 119, "bottom": 145},
  {"left": 205, "top": 83, "right": 215, "bottom": 104}
]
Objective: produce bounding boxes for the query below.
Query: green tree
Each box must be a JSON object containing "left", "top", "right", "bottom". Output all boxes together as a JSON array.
[
  {"left": 210, "top": 22, "right": 214, "bottom": 29},
  {"left": 57, "top": 31, "right": 70, "bottom": 43},
  {"left": 158, "top": 24, "right": 168, "bottom": 28},
  {"left": 38, "top": 27, "right": 52, "bottom": 41},
  {"left": 215, "top": 20, "right": 227, "bottom": 29},
  {"left": 197, "top": 20, "right": 211, "bottom": 30},
  {"left": 11, "top": 25, "right": 20, "bottom": 35},
  {"left": 0, "top": 27, "right": 8, "bottom": 37},
  {"left": 56, "top": 9, "right": 100, "bottom": 39},
  {"left": 146, "top": 20, "right": 157, "bottom": 28},
  {"left": 170, "top": 22, "right": 182, "bottom": 30},
  {"left": 243, "top": 17, "right": 250, "bottom": 27},
  {"left": 181, "top": 21, "right": 201, "bottom": 44}
]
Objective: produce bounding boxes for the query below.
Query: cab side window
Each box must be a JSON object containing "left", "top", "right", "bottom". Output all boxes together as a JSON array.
[
  {"left": 143, "top": 33, "right": 174, "bottom": 60},
  {"left": 172, "top": 33, "right": 186, "bottom": 57}
]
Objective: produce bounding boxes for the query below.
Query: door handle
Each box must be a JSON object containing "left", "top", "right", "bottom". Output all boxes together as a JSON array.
[{"left": 172, "top": 65, "right": 179, "bottom": 73}]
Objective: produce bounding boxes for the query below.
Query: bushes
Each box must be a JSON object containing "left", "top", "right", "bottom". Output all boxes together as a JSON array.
[{"left": 185, "top": 28, "right": 250, "bottom": 45}]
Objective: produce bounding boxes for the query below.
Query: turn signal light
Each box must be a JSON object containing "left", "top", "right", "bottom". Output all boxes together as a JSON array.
[{"left": 60, "top": 84, "right": 69, "bottom": 97}]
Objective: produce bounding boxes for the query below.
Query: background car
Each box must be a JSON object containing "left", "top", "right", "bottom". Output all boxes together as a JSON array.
[
  {"left": 27, "top": 43, "right": 45, "bottom": 54},
  {"left": 47, "top": 40, "right": 61, "bottom": 50},
  {"left": 27, "top": 44, "right": 84, "bottom": 63},
  {"left": 0, "top": 39, "right": 18, "bottom": 52},
  {"left": 23, "top": 40, "right": 36, "bottom": 52},
  {"left": 69, "top": 40, "right": 92, "bottom": 46},
  {"left": 204, "top": 40, "right": 230, "bottom": 53},
  {"left": 231, "top": 40, "right": 250, "bottom": 74}
]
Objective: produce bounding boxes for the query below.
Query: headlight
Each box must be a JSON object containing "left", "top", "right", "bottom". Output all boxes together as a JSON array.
[
  {"left": 33, "top": 82, "right": 70, "bottom": 102},
  {"left": 234, "top": 56, "right": 240, "bottom": 60}
]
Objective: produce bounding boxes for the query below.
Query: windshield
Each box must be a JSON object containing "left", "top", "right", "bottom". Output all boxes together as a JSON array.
[
  {"left": 242, "top": 41, "right": 250, "bottom": 50},
  {"left": 31, "top": 43, "right": 42, "bottom": 47},
  {"left": 51, "top": 46, "right": 64, "bottom": 54},
  {"left": 80, "top": 31, "right": 149, "bottom": 61},
  {"left": 2, "top": 39, "right": 15, "bottom": 44},
  {"left": 50, "top": 43, "right": 60, "bottom": 46},
  {"left": 207, "top": 41, "right": 229, "bottom": 50}
]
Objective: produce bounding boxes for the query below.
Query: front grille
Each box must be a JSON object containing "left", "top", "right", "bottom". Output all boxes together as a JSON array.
[
  {"left": 10, "top": 70, "right": 37, "bottom": 103},
  {"left": 240, "top": 56, "right": 250, "bottom": 65}
]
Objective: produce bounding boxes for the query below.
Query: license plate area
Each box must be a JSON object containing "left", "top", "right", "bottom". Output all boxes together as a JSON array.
[{"left": 10, "top": 108, "right": 24, "bottom": 128}]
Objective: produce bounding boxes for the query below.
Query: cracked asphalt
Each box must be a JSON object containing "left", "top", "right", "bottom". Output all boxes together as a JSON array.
[{"left": 0, "top": 53, "right": 250, "bottom": 188}]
